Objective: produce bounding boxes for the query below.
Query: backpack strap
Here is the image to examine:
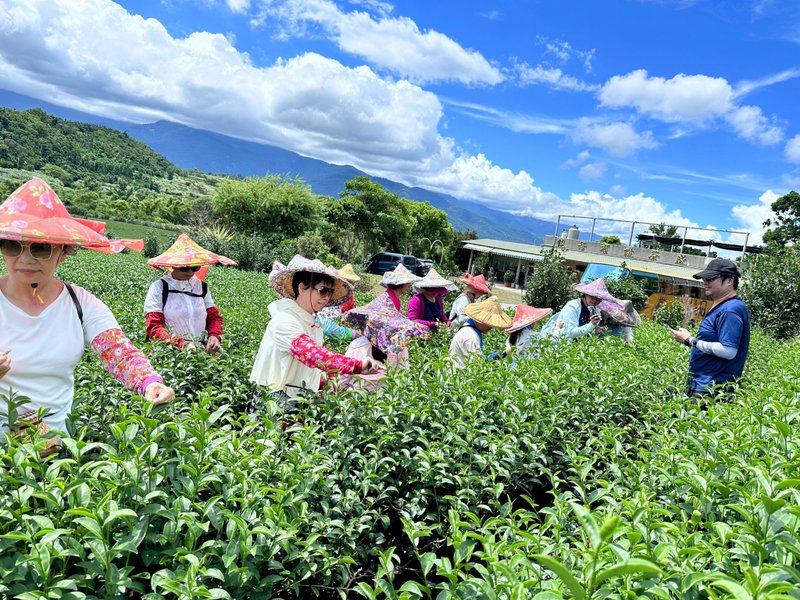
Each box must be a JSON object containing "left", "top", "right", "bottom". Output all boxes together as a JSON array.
[
  {"left": 63, "top": 282, "right": 83, "bottom": 325},
  {"left": 161, "top": 278, "right": 208, "bottom": 310}
]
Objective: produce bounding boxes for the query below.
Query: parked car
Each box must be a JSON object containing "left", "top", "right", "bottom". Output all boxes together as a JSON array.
[
  {"left": 364, "top": 252, "right": 421, "bottom": 275},
  {"left": 416, "top": 258, "right": 434, "bottom": 276}
]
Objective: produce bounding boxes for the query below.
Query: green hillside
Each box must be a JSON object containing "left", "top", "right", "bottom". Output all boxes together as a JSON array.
[{"left": 0, "top": 107, "right": 225, "bottom": 225}]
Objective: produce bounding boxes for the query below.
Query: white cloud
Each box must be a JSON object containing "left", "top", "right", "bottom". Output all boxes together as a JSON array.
[
  {"left": 563, "top": 191, "right": 698, "bottom": 232},
  {"left": 515, "top": 62, "right": 598, "bottom": 92},
  {"left": 609, "top": 184, "right": 627, "bottom": 196},
  {"left": 599, "top": 69, "right": 784, "bottom": 146},
  {"left": 731, "top": 190, "right": 779, "bottom": 245},
  {"left": 725, "top": 105, "right": 783, "bottom": 145},
  {"left": 479, "top": 10, "right": 501, "bottom": 20},
  {"left": 225, "top": 0, "right": 251, "bottom": 13},
  {"left": 0, "top": 0, "right": 455, "bottom": 176},
  {"left": 417, "top": 153, "right": 557, "bottom": 213},
  {"left": 573, "top": 119, "right": 658, "bottom": 156},
  {"left": 579, "top": 161, "right": 607, "bottom": 179},
  {"left": 347, "top": 0, "right": 394, "bottom": 18},
  {"left": 786, "top": 134, "right": 800, "bottom": 164},
  {"left": 733, "top": 67, "right": 800, "bottom": 98},
  {"left": 561, "top": 150, "right": 590, "bottom": 169},
  {"left": 254, "top": 0, "right": 503, "bottom": 85},
  {"left": 539, "top": 37, "right": 595, "bottom": 72}
]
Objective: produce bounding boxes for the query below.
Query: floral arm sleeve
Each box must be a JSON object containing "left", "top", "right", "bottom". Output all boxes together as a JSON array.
[
  {"left": 145, "top": 312, "right": 185, "bottom": 349},
  {"left": 289, "top": 333, "right": 363, "bottom": 374},
  {"left": 91, "top": 328, "right": 164, "bottom": 395}
]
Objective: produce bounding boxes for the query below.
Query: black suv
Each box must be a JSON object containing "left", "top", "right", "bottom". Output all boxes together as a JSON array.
[{"left": 364, "top": 252, "right": 422, "bottom": 275}]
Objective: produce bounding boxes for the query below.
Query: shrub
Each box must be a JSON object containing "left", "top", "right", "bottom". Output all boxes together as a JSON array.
[
  {"left": 524, "top": 248, "right": 575, "bottom": 311},
  {"left": 653, "top": 297, "right": 686, "bottom": 328},
  {"left": 740, "top": 246, "right": 800, "bottom": 339},
  {"left": 142, "top": 232, "right": 161, "bottom": 258},
  {"left": 503, "top": 269, "right": 514, "bottom": 285}
]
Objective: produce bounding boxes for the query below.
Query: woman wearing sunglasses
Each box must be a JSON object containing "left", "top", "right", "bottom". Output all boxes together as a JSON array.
[
  {"left": 249, "top": 255, "right": 380, "bottom": 413},
  {"left": 0, "top": 178, "right": 174, "bottom": 440},
  {"left": 144, "top": 234, "right": 236, "bottom": 353}
]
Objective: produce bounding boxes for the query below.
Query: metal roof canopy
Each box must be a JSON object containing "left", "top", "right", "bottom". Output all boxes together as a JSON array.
[{"left": 463, "top": 238, "right": 703, "bottom": 285}]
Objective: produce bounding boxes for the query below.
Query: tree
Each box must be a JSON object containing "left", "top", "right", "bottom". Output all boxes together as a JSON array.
[
  {"left": 739, "top": 246, "right": 800, "bottom": 339},
  {"left": 599, "top": 235, "right": 621, "bottom": 244},
  {"left": 523, "top": 248, "right": 575, "bottom": 311},
  {"left": 336, "top": 176, "right": 415, "bottom": 258},
  {"left": 212, "top": 175, "right": 321, "bottom": 238},
  {"left": 763, "top": 190, "right": 800, "bottom": 247}
]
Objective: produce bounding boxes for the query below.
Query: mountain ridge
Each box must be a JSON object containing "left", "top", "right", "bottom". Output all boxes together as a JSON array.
[{"left": 0, "top": 89, "right": 554, "bottom": 242}]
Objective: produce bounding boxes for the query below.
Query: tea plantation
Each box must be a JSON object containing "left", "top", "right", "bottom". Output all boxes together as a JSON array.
[{"left": 2, "top": 251, "right": 800, "bottom": 599}]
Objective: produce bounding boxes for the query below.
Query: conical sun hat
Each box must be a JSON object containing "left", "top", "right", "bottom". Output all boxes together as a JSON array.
[
  {"left": 0, "top": 178, "right": 112, "bottom": 249},
  {"left": 504, "top": 304, "right": 554, "bottom": 333},
  {"left": 600, "top": 299, "right": 641, "bottom": 327},
  {"left": 380, "top": 263, "right": 422, "bottom": 287},
  {"left": 414, "top": 267, "right": 457, "bottom": 292},
  {"left": 270, "top": 254, "right": 353, "bottom": 306},
  {"left": 459, "top": 273, "right": 491, "bottom": 295},
  {"left": 464, "top": 296, "right": 513, "bottom": 329},
  {"left": 147, "top": 233, "right": 237, "bottom": 270},
  {"left": 337, "top": 263, "right": 361, "bottom": 283},
  {"left": 573, "top": 278, "right": 622, "bottom": 308}
]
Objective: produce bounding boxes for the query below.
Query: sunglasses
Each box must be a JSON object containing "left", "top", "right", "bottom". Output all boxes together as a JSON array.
[
  {"left": 701, "top": 274, "right": 721, "bottom": 283},
  {"left": 313, "top": 285, "right": 336, "bottom": 298},
  {"left": 175, "top": 266, "right": 201, "bottom": 273},
  {"left": 0, "top": 239, "right": 57, "bottom": 260}
]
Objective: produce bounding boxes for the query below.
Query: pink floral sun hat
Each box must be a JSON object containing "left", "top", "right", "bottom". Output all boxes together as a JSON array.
[
  {"left": 147, "top": 234, "right": 237, "bottom": 270},
  {"left": 270, "top": 254, "right": 353, "bottom": 306},
  {"left": 413, "top": 268, "right": 457, "bottom": 293},
  {"left": 573, "top": 278, "right": 623, "bottom": 310}
]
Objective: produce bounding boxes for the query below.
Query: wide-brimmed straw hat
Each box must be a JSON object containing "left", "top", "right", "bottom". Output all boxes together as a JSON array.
[
  {"left": 414, "top": 268, "right": 457, "bottom": 293},
  {"left": 458, "top": 273, "right": 490, "bottom": 295},
  {"left": 504, "top": 304, "right": 553, "bottom": 333},
  {"left": 464, "top": 296, "right": 513, "bottom": 329},
  {"left": 601, "top": 299, "right": 641, "bottom": 327},
  {"left": 380, "top": 264, "right": 421, "bottom": 287},
  {"left": 147, "top": 234, "right": 237, "bottom": 270},
  {"left": 573, "top": 278, "right": 622, "bottom": 308},
  {"left": 0, "top": 178, "right": 112, "bottom": 250},
  {"left": 270, "top": 254, "right": 353, "bottom": 306},
  {"left": 337, "top": 263, "right": 361, "bottom": 283}
]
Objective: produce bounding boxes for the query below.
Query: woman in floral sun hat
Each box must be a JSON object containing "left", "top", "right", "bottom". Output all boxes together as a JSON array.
[
  {"left": 408, "top": 267, "right": 457, "bottom": 332},
  {"left": 144, "top": 233, "right": 236, "bottom": 353},
  {"left": 249, "top": 255, "right": 380, "bottom": 413},
  {"left": 542, "top": 278, "right": 623, "bottom": 341},
  {"left": 0, "top": 178, "right": 174, "bottom": 449}
]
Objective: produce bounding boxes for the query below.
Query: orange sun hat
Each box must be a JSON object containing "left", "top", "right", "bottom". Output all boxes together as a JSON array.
[
  {"left": 0, "top": 178, "right": 112, "bottom": 248},
  {"left": 147, "top": 233, "right": 237, "bottom": 270}
]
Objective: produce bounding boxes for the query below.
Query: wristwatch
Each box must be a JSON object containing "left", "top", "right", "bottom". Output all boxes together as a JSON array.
[{"left": 684, "top": 336, "right": 696, "bottom": 347}]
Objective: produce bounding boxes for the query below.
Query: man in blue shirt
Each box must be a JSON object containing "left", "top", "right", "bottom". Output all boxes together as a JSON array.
[{"left": 668, "top": 258, "right": 750, "bottom": 397}]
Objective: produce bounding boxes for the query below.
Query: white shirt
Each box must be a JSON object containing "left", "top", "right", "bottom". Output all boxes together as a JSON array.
[
  {"left": 449, "top": 325, "right": 482, "bottom": 369},
  {"left": 449, "top": 293, "right": 471, "bottom": 320},
  {"left": 144, "top": 274, "right": 215, "bottom": 341},
  {"left": 0, "top": 284, "right": 118, "bottom": 433},
  {"left": 249, "top": 298, "right": 324, "bottom": 397}
]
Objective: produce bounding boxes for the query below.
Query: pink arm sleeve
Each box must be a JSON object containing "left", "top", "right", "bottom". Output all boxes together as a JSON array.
[
  {"left": 91, "top": 328, "right": 164, "bottom": 395},
  {"left": 289, "top": 333, "right": 363, "bottom": 374}
]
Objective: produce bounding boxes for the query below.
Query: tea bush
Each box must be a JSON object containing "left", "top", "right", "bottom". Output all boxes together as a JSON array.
[{"left": 1, "top": 251, "right": 799, "bottom": 598}]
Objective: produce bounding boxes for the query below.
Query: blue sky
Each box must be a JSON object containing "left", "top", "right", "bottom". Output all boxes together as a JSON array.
[{"left": 1, "top": 0, "right": 799, "bottom": 244}]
